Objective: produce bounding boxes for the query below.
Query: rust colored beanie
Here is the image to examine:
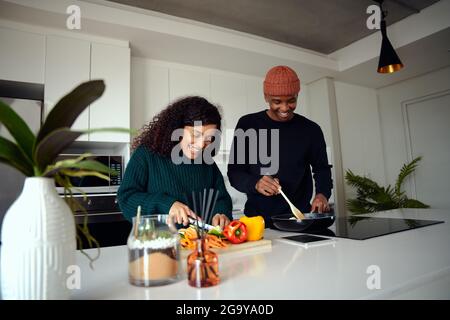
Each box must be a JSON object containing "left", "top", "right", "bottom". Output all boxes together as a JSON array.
[{"left": 263, "top": 65, "right": 300, "bottom": 96}]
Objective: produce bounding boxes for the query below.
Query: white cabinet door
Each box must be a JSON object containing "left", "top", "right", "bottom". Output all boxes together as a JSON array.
[
  {"left": 0, "top": 27, "right": 45, "bottom": 83},
  {"left": 210, "top": 73, "right": 247, "bottom": 152},
  {"left": 45, "top": 35, "right": 91, "bottom": 137},
  {"left": 169, "top": 68, "right": 210, "bottom": 101},
  {"left": 148, "top": 64, "right": 170, "bottom": 119},
  {"left": 89, "top": 43, "right": 130, "bottom": 142},
  {"left": 130, "top": 60, "right": 169, "bottom": 132}
]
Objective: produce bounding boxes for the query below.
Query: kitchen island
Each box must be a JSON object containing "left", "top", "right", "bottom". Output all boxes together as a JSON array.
[{"left": 72, "top": 209, "right": 450, "bottom": 299}]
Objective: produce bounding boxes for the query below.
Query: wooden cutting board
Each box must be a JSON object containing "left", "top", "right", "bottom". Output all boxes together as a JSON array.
[{"left": 180, "top": 239, "right": 272, "bottom": 258}]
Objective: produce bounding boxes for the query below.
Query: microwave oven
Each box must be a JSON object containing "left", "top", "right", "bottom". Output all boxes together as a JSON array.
[{"left": 55, "top": 154, "right": 123, "bottom": 194}]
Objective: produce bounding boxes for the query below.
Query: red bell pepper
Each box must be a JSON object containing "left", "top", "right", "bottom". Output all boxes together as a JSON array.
[{"left": 223, "top": 220, "right": 248, "bottom": 244}]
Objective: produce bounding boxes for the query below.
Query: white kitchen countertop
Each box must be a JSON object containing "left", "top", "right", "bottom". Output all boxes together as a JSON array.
[{"left": 72, "top": 209, "right": 450, "bottom": 300}]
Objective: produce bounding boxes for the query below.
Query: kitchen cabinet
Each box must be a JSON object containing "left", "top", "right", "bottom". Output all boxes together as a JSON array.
[
  {"left": 0, "top": 27, "right": 45, "bottom": 84},
  {"left": 89, "top": 43, "right": 131, "bottom": 143},
  {"left": 130, "top": 61, "right": 170, "bottom": 133},
  {"left": 136, "top": 62, "right": 266, "bottom": 151},
  {"left": 245, "top": 77, "right": 266, "bottom": 114},
  {"left": 44, "top": 35, "right": 91, "bottom": 138},
  {"left": 44, "top": 36, "right": 130, "bottom": 142},
  {"left": 147, "top": 64, "right": 170, "bottom": 118},
  {"left": 210, "top": 73, "right": 247, "bottom": 152},
  {"left": 169, "top": 68, "right": 210, "bottom": 101}
]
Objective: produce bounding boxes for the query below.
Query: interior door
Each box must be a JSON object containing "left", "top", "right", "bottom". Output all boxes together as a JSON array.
[{"left": 405, "top": 91, "right": 450, "bottom": 209}]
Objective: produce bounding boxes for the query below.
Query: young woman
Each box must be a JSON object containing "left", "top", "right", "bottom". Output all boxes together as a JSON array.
[{"left": 118, "top": 96, "right": 232, "bottom": 228}]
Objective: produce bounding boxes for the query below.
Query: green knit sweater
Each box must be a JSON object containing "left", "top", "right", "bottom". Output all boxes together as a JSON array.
[{"left": 117, "top": 146, "right": 233, "bottom": 222}]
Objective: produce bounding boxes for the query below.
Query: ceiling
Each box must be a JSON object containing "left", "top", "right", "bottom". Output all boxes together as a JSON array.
[
  {"left": 0, "top": 0, "right": 447, "bottom": 88},
  {"left": 107, "top": 0, "right": 440, "bottom": 54},
  {"left": 335, "top": 27, "right": 450, "bottom": 88}
]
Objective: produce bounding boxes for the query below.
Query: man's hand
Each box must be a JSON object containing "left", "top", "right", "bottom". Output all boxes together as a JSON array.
[
  {"left": 211, "top": 213, "right": 230, "bottom": 229},
  {"left": 311, "top": 194, "right": 329, "bottom": 213},
  {"left": 255, "top": 176, "right": 280, "bottom": 196}
]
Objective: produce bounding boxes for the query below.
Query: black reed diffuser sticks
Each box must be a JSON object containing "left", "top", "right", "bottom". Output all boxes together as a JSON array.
[
  {"left": 187, "top": 189, "right": 221, "bottom": 288},
  {"left": 190, "top": 189, "right": 220, "bottom": 238}
]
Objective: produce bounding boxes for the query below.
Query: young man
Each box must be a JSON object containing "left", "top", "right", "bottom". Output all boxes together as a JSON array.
[{"left": 227, "top": 65, "right": 333, "bottom": 226}]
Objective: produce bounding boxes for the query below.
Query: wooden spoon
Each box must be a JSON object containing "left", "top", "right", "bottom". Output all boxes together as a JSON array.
[{"left": 278, "top": 188, "right": 306, "bottom": 220}]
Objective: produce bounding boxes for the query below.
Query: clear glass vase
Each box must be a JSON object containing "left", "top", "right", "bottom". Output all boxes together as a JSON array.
[
  {"left": 187, "top": 237, "right": 220, "bottom": 288},
  {"left": 127, "top": 214, "right": 180, "bottom": 287}
]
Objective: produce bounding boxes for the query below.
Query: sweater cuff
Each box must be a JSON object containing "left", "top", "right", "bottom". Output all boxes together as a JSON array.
[
  {"left": 246, "top": 175, "right": 261, "bottom": 195},
  {"left": 316, "top": 190, "right": 331, "bottom": 200}
]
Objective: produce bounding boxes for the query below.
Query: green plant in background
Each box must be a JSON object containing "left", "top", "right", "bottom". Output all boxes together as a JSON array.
[
  {"left": 345, "top": 156, "right": 429, "bottom": 214},
  {"left": 0, "top": 80, "right": 129, "bottom": 266}
]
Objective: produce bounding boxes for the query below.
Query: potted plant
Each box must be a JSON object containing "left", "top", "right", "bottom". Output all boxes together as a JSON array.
[
  {"left": 345, "top": 156, "right": 429, "bottom": 214},
  {"left": 0, "top": 80, "right": 125, "bottom": 300}
]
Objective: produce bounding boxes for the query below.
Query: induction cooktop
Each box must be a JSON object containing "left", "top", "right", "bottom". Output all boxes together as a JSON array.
[{"left": 304, "top": 216, "right": 444, "bottom": 240}]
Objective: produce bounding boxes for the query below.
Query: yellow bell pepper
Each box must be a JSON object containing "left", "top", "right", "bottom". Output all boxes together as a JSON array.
[{"left": 239, "top": 216, "right": 265, "bottom": 241}]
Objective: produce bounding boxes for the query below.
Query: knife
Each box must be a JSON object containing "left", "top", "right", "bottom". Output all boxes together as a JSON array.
[{"left": 188, "top": 217, "right": 215, "bottom": 231}]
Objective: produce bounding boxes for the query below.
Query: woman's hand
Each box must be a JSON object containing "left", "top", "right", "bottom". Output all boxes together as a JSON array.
[
  {"left": 212, "top": 213, "right": 230, "bottom": 229},
  {"left": 255, "top": 176, "right": 280, "bottom": 196},
  {"left": 169, "top": 201, "right": 197, "bottom": 225},
  {"left": 311, "top": 194, "right": 329, "bottom": 213}
]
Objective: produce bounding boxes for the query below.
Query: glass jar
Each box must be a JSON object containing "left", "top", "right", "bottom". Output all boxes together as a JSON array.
[
  {"left": 127, "top": 214, "right": 180, "bottom": 287},
  {"left": 187, "top": 237, "right": 220, "bottom": 288}
]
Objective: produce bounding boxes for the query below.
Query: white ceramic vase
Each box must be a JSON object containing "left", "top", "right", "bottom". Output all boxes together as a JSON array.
[{"left": 1, "top": 177, "right": 76, "bottom": 299}]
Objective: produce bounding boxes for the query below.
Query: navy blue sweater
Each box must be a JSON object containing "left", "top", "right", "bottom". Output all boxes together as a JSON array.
[{"left": 227, "top": 111, "right": 333, "bottom": 224}]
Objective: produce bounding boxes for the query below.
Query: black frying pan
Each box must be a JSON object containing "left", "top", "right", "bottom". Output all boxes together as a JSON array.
[{"left": 271, "top": 210, "right": 335, "bottom": 232}]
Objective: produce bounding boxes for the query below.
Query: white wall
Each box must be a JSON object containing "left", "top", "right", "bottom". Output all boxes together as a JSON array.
[
  {"left": 334, "top": 81, "right": 386, "bottom": 200},
  {"left": 378, "top": 66, "right": 450, "bottom": 206}
]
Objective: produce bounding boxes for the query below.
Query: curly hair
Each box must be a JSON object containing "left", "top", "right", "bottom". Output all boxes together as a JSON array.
[{"left": 132, "top": 96, "right": 222, "bottom": 157}]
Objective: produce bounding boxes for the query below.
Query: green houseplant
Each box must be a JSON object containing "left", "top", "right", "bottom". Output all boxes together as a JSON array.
[
  {"left": 0, "top": 80, "right": 127, "bottom": 299},
  {"left": 345, "top": 156, "right": 429, "bottom": 214}
]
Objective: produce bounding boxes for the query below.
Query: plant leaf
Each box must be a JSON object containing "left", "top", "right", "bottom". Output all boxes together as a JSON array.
[
  {"left": 0, "top": 98, "right": 36, "bottom": 161},
  {"left": 346, "top": 199, "right": 371, "bottom": 214},
  {"left": 59, "top": 169, "right": 110, "bottom": 181},
  {"left": 345, "top": 170, "right": 383, "bottom": 196},
  {"left": 34, "top": 128, "right": 82, "bottom": 171},
  {"left": 395, "top": 157, "right": 421, "bottom": 196},
  {"left": 35, "top": 80, "right": 105, "bottom": 146},
  {"left": 35, "top": 126, "right": 131, "bottom": 172},
  {"left": 0, "top": 136, "right": 34, "bottom": 176},
  {"left": 44, "top": 159, "right": 117, "bottom": 177},
  {"left": 402, "top": 198, "right": 430, "bottom": 209},
  {"left": 86, "top": 127, "right": 132, "bottom": 135},
  {"left": 345, "top": 157, "right": 428, "bottom": 214},
  {"left": 51, "top": 153, "right": 93, "bottom": 167},
  {"left": 67, "top": 160, "right": 117, "bottom": 174}
]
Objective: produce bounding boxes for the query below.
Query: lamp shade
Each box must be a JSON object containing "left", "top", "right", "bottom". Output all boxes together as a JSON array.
[{"left": 377, "top": 20, "right": 404, "bottom": 73}]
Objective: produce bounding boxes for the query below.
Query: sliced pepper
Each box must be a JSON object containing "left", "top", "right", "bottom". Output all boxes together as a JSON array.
[
  {"left": 208, "top": 225, "right": 225, "bottom": 238},
  {"left": 239, "top": 216, "right": 265, "bottom": 241},
  {"left": 223, "top": 220, "right": 248, "bottom": 244}
]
